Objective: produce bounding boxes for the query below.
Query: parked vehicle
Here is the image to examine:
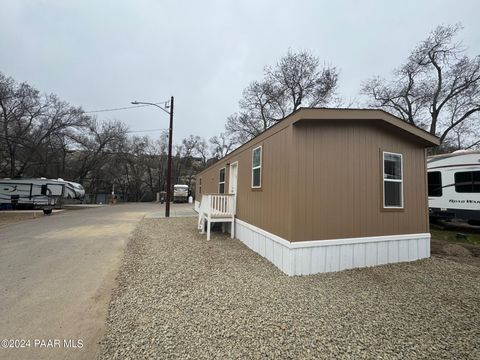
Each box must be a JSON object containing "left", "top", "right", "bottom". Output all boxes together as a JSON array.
[
  {"left": 0, "top": 177, "right": 85, "bottom": 212},
  {"left": 173, "top": 184, "right": 189, "bottom": 203},
  {"left": 427, "top": 150, "right": 480, "bottom": 225}
]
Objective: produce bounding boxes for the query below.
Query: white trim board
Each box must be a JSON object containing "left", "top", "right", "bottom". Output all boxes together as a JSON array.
[
  {"left": 234, "top": 218, "right": 430, "bottom": 276},
  {"left": 235, "top": 219, "right": 429, "bottom": 248}
]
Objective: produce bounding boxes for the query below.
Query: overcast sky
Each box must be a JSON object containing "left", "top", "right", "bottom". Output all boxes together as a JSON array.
[{"left": 1, "top": 0, "right": 479, "bottom": 144}]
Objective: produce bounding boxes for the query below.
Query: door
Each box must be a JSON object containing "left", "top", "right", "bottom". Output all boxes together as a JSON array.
[{"left": 229, "top": 162, "right": 238, "bottom": 194}]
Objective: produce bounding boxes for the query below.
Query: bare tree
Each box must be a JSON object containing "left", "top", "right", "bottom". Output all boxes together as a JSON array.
[
  {"left": 194, "top": 137, "right": 209, "bottom": 165},
  {"left": 118, "top": 136, "right": 154, "bottom": 201},
  {"left": 266, "top": 50, "right": 338, "bottom": 111},
  {"left": 18, "top": 96, "right": 87, "bottom": 176},
  {"left": 170, "top": 135, "right": 207, "bottom": 186},
  {"left": 226, "top": 50, "right": 339, "bottom": 142},
  {"left": 225, "top": 112, "right": 264, "bottom": 144},
  {"left": 155, "top": 131, "right": 169, "bottom": 192},
  {"left": 181, "top": 135, "right": 203, "bottom": 158},
  {"left": 209, "top": 132, "right": 236, "bottom": 159},
  {"left": 70, "top": 118, "right": 128, "bottom": 183},
  {"left": 0, "top": 73, "right": 45, "bottom": 177},
  {"left": 362, "top": 24, "right": 480, "bottom": 147},
  {"left": 443, "top": 111, "right": 480, "bottom": 150},
  {"left": 0, "top": 72, "right": 88, "bottom": 177},
  {"left": 0, "top": 71, "right": 216, "bottom": 203}
]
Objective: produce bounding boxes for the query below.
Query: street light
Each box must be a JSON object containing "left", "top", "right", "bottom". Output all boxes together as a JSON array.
[{"left": 131, "top": 97, "right": 174, "bottom": 217}]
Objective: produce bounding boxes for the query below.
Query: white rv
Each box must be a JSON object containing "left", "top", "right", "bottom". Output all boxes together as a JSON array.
[
  {"left": 0, "top": 177, "right": 85, "bottom": 211},
  {"left": 427, "top": 150, "right": 480, "bottom": 224},
  {"left": 173, "top": 184, "right": 189, "bottom": 203}
]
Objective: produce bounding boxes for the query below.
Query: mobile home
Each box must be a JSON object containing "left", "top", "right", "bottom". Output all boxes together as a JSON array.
[
  {"left": 195, "top": 108, "right": 439, "bottom": 275},
  {"left": 427, "top": 150, "right": 480, "bottom": 224}
]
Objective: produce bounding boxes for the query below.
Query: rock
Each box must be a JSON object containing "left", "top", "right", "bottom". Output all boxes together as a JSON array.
[{"left": 97, "top": 218, "right": 480, "bottom": 359}]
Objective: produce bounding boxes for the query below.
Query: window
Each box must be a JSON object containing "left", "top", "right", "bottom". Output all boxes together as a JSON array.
[
  {"left": 383, "top": 152, "right": 403, "bottom": 208},
  {"left": 199, "top": 178, "right": 202, "bottom": 194},
  {"left": 455, "top": 171, "right": 480, "bottom": 193},
  {"left": 252, "top": 146, "right": 262, "bottom": 188},
  {"left": 428, "top": 171, "right": 442, "bottom": 197},
  {"left": 218, "top": 168, "right": 225, "bottom": 193}
]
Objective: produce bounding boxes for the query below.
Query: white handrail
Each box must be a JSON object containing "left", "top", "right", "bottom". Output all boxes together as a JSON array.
[
  {"left": 204, "top": 194, "right": 236, "bottom": 216},
  {"left": 198, "top": 194, "right": 236, "bottom": 240}
]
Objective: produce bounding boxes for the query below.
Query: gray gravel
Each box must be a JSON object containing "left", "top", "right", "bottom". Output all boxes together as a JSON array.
[{"left": 98, "top": 218, "right": 480, "bottom": 359}]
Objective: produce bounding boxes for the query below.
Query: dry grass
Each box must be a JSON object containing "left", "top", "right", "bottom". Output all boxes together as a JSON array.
[
  {"left": 0, "top": 213, "right": 38, "bottom": 227},
  {"left": 431, "top": 223, "right": 480, "bottom": 267}
]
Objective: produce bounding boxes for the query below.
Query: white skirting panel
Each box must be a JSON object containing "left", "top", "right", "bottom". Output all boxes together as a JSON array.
[{"left": 234, "top": 219, "right": 430, "bottom": 276}]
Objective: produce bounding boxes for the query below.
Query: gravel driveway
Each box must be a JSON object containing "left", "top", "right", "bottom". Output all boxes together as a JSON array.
[{"left": 98, "top": 218, "right": 480, "bottom": 359}]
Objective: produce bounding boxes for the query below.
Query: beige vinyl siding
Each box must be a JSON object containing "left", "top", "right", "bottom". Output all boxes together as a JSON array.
[
  {"left": 290, "top": 121, "right": 429, "bottom": 241},
  {"left": 195, "top": 108, "right": 436, "bottom": 243},
  {"left": 196, "top": 126, "right": 293, "bottom": 240}
]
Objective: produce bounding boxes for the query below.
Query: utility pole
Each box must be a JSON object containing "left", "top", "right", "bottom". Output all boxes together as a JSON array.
[
  {"left": 130, "top": 97, "right": 174, "bottom": 217},
  {"left": 165, "top": 96, "right": 174, "bottom": 217}
]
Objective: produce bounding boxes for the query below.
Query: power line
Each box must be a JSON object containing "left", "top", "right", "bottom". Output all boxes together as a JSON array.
[
  {"left": 127, "top": 128, "right": 167, "bottom": 133},
  {"left": 84, "top": 102, "right": 163, "bottom": 114}
]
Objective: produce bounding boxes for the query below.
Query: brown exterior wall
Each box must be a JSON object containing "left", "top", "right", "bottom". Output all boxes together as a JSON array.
[
  {"left": 291, "top": 121, "right": 429, "bottom": 241},
  {"left": 196, "top": 109, "right": 435, "bottom": 242},
  {"left": 196, "top": 122, "right": 294, "bottom": 240}
]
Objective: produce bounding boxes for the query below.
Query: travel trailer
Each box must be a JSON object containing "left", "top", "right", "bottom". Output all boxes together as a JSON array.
[
  {"left": 427, "top": 150, "right": 480, "bottom": 224},
  {"left": 0, "top": 177, "right": 85, "bottom": 211},
  {"left": 195, "top": 108, "right": 439, "bottom": 275},
  {"left": 173, "top": 184, "right": 189, "bottom": 203}
]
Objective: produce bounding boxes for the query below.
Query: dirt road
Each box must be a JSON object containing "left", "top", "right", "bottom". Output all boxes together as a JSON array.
[{"left": 0, "top": 203, "right": 157, "bottom": 360}]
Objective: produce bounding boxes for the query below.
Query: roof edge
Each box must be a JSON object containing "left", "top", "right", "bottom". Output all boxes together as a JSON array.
[
  {"left": 196, "top": 107, "right": 440, "bottom": 177},
  {"left": 292, "top": 108, "right": 440, "bottom": 147}
]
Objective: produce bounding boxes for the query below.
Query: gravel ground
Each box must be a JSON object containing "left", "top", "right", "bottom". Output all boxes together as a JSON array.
[{"left": 98, "top": 218, "right": 480, "bottom": 359}]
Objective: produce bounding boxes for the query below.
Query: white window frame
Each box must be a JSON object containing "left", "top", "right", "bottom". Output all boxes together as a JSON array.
[
  {"left": 383, "top": 151, "right": 404, "bottom": 209},
  {"left": 229, "top": 161, "right": 238, "bottom": 194},
  {"left": 218, "top": 167, "right": 226, "bottom": 193},
  {"left": 251, "top": 146, "right": 262, "bottom": 188}
]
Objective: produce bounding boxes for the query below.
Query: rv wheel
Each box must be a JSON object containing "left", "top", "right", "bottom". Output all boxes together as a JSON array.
[{"left": 43, "top": 208, "right": 53, "bottom": 215}]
